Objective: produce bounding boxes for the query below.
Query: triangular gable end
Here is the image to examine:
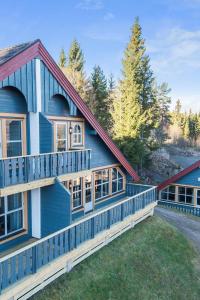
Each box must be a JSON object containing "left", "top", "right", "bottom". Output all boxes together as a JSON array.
[
  {"left": 158, "top": 160, "right": 200, "bottom": 190},
  {"left": 0, "top": 40, "right": 139, "bottom": 181}
]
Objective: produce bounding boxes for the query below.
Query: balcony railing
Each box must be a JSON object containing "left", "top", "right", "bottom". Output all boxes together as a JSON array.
[
  {"left": 0, "top": 184, "right": 156, "bottom": 294},
  {"left": 0, "top": 149, "right": 91, "bottom": 188}
]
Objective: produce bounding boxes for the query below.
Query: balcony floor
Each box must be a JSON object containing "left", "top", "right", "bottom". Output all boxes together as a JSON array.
[{"left": 0, "top": 238, "right": 37, "bottom": 258}]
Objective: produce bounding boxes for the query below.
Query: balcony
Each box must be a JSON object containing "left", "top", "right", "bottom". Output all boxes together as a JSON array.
[
  {"left": 0, "top": 149, "right": 91, "bottom": 188},
  {"left": 0, "top": 184, "right": 157, "bottom": 298}
]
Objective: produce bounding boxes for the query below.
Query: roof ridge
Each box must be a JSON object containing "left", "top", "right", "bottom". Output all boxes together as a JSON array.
[{"left": 0, "top": 39, "right": 39, "bottom": 52}]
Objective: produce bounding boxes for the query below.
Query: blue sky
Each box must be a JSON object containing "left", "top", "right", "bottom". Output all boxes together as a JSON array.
[{"left": 1, "top": 0, "right": 200, "bottom": 111}]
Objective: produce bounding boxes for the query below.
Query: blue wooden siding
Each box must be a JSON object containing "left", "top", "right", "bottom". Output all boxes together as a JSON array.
[
  {"left": 41, "top": 180, "right": 71, "bottom": 237},
  {"left": 0, "top": 60, "right": 36, "bottom": 112},
  {"left": 39, "top": 113, "right": 53, "bottom": 153},
  {"left": 40, "top": 62, "right": 77, "bottom": 116},
  {"left": 176, "top": 168, "right": 200, "bottom": 186},
  {"left": 0, "top": 86, "right": 27, "bottom": 114},
  {"left": 85, "top": 123, "right": 118, "bottom": 168},
  {"left": 48, "top": 94, "right": 70, "bottom": 116},
  {"left": 0, "top": 191, "right": 32, "bottom": 252}
]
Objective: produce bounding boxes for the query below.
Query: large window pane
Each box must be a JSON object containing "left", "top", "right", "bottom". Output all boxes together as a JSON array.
[
  {"left": 6, "top": 120, "right": 22, "bottom": 141},
  {"left": 6, "top": 120, "right": 22, "bottom": 157},
  {"left": 7, "top": 210, "right": 23, "bottom": 234},
  {"left": 7, "top": 193, "right": 22, "bottom": 211},
  {"left": 0, "top": 216, "right": 5, "bottom": 237},
  {"left": 0, "top": 198, "right": 4, "bottom": 215},
  {"left": 56, "top": 123, "right": 67, "bottom": 152},
  {"left": 57, "top": 124, "right": 66, "bottom": 139},
  {"left": 57, "top": 141, "right": 66, "bottom": 152}
]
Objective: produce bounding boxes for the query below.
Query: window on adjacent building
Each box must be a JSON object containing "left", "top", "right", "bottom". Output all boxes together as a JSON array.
[
  {"left": 70, "top": 122, "right": 84, "bottom": 148},
  {"left": 178, "top": 186, "right": 193, "bottom": 204},
  {"left": 0, "top": 193, "right": 24, "bottom": 239},
  {"left": 197, "top": 190, "right": 200, "bottom": 206},
  {"left": 95, "top": 169, "right": 109, "bottom": 200},
  {"left": 55, "top": 122, "right": 68, "bottom": 152},
  {"left": 160, "top": 186, "right": 176, "bottom": 201}
]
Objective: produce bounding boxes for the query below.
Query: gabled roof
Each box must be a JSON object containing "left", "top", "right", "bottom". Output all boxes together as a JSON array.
[
  {"left": 158, "top": 160, "right": 200, "bottom": 190},
  {"left": 0, "top": 40, "right": 38, "bottom": 66},
  {"left": 0, "top": 39, "right": 139, "bottom": 181}
]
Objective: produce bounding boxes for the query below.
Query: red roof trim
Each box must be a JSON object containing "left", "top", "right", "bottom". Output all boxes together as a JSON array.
[
  {"left": 0, "top": 40, "right": 139, "bottom": 181},
  {"left": 158, "top": 160, "right": 200, "bottom": 190}
]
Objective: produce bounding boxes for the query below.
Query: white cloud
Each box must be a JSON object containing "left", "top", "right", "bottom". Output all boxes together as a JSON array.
[
  {"left": 76, "top": 0, "right": 103, "bottom": 10},
  {"left": 148, "top": 27, "right": 200, "bottom": 74},
  {"left": 104, "top": 12, "right": 114, "bottom": 21}
]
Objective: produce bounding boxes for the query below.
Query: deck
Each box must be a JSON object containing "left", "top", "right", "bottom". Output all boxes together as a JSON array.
[{"left": 0, "top": 183, "right": 157, "bottom": 300}]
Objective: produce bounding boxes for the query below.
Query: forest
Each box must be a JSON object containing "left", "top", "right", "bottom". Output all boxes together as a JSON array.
[{"left": 58, "top": 17, "right": 199, "bottom": 174}]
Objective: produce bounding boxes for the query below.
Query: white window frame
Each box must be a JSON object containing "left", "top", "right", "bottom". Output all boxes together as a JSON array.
[
  {"left": 70, "top": 178, "right": 83, "bottom": 210},
  {"left": 70, "top": 121, "right": 84, "bottom": 148},
  {"left": 94, "top": 169, "right": 110, "bottom": 201},
  {"left": 55, "top": 122, "right": 68, "bottom": 152},
  {"left": 160, "top": 186, "right": 176, "bottom": 201},
  {"left": 178, "top": 186, "right": 194, "bottom": 204},
  {"left": 0, "top": 193, "right": 24, "bottom": 240},
  {"left": 111, "top": 167, "right": 124, "bottom": 194},
  {"left": 6, "top": 119, "right": 23, "bottom": 157}
]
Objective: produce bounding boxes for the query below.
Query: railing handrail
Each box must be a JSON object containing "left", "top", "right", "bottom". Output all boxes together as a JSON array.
[
  {"left": 158, "top": 199, "right": 198, "bottom": 208},
  {"left": 127, "top": 183, "right": 154, "bottom": 188},
  {"left": 0, "top": 149, "right": 92, "bottom": 161},
  {"left": 0, "top": 185, "right": 156, "bottom": 263}
]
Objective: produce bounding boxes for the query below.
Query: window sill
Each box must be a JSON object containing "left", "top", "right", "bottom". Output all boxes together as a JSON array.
[{"left": 0, "top": 229, "right": 28, "bottom": 245}]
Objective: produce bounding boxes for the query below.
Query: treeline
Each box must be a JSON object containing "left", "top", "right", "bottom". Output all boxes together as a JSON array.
[
  {"left": 58, "top": 18, "right": 171, "bottom": 172},
  {"left": 169, "top": 100, "right": 200, "bottom": 147}
]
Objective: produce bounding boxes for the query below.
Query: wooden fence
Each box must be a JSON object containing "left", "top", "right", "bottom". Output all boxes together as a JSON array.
[
  {"left": 0, "top": 149, "right": 91, "bottom": 188},
  {"left": 0, "top": 184, "right": 156, "bottom": 294}
]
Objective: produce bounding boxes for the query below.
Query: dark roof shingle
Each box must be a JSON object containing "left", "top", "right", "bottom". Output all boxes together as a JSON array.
[{"left": 0, "top": 40, "right": 39, "bottom": 66}]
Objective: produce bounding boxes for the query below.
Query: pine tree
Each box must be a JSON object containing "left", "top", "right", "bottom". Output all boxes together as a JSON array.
[
  {"left": 88, "top": 65, "right": 111, "bottom": 130},
  {"left": 59, "top": 48, "right": 66, "bottom": 67},
  {"left": 60, "top": 39, "right": 89, "bottom": 100},
  {"left": 154, "top": 82, "right": 171, "bottom": 146},
  {"left": 112, "top": 17, "right": 156, "bottom": 168}
]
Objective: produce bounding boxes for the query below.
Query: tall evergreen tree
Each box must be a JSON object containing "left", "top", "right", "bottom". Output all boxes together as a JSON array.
[
  {"left": 153, "top": 82, "right": 171, "bottom": 146},
  {"left": 112, "top": 17, "right": 156, "bottom": 168},
  {"left": 68, "top": 39, "right": 85, "bottom": 72},
  {"left": 88, "top": 65, "right": 111, "bottom": 130},
  {"left": 58, "top": 48, "right": 66, "bottom": 67}
]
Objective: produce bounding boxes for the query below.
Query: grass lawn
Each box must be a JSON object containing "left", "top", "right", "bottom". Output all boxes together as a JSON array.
[{"left": 32, "top": 216, "right": 200, "bottom": 300}]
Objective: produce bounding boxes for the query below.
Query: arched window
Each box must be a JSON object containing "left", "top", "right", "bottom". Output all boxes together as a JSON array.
[{"left": 71, "top": 122, "right": 84, "bottom": 147}]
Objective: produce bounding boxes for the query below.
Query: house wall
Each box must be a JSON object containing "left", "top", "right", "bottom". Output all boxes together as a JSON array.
[
  {"left": 41, "top": 180, "right": 71, "bottom": 237},
  {"left": 40, "top": 62, "right": 77, "bottom": 116},
  {"left": 176, "top": 168, "right": 200, "bottom": 187},
  {"left": 0, "top": 86, "right": 27, "bottom": 113},
  {"left": 0, "top": 60, "right": 36, "bottom": 112},
  {"left": 39, "top": 113, "right": 53, "bottom": 153}
]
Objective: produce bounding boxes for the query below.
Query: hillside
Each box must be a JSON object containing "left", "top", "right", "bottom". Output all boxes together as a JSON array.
[{"left": 32, "top": 216, "right": 200, "bottom": 300}]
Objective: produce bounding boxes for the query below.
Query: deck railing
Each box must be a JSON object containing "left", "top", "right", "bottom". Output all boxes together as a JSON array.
[
  {"left": 0, "top": 184, "right": 156, "bottom": 293},
  {"left": 158, "top": 200, "right": 200, "bottom": 217},
  {"left": 0, "top": 149, "right": 91, "bottom": 188}
]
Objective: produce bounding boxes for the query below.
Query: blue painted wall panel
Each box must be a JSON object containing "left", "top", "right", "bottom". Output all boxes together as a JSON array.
[
  {"left": 176, "top": 168, "right": 200, "bottom": 186},
  {"left": 85, "top": 123, "right": 117, "bottom": 168},
  {"left": 0, "top": 60, "right": 36, "bottom": 112},
  {"left": 41, "top": 180, "right": 71, "bottom": 237},
  {"left": 40, "top": 62, "right": 77, "bottom": 116},
  {"left": 39, "top": 113, "right": 53, "bottom": 153},
  {"left": 0, "top": 87, "right": 27, "bottom": 113}
]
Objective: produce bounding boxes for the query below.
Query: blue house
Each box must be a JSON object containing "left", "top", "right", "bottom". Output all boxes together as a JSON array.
[
  {"left": 158, "top": 160, "right": 200, "bottom": 207},
  {"left": 0, "top": 40, "right": 156, "bottom": 299}
]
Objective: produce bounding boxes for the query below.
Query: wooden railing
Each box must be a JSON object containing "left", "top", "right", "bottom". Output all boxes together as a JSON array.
[
  {"left": 0, "top": 184, "right": 156, "bottom": 293},
  {"left": 0, "top": 149, "right": 91, "bottom": 188},
  {"left": 158, "top": 200, "right": 200, "bottom": 217}
]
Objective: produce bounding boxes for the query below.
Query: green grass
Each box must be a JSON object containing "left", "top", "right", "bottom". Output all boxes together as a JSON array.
[{"left": 32, "top": 216, "right": 200, "bottom": 300}]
